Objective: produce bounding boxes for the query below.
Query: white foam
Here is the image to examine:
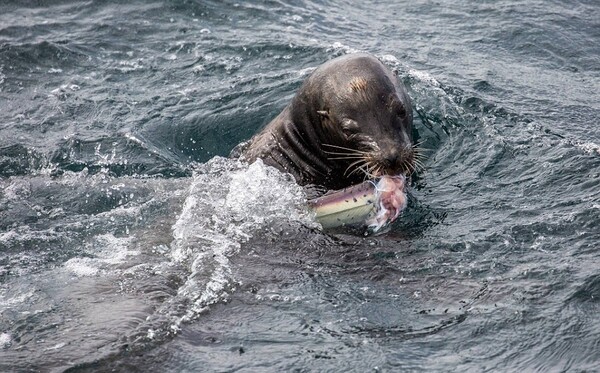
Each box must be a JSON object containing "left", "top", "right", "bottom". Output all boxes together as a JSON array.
[
  {"left": 63, "top": 258, "right": 99, "bottom": 277},
  {"left": 124, "top": 132, "right": 145, "bottom": 145},
  {"left": 116, "top": 59, "right": 145, "bottom": 72},
  {"left": 574, "top": 141, "right": 600, "bottom": 155},
  {"left": 147, "top": 329, "right": 156, "bottom": 340},
  {"left": 44, "top": 342, "right": 66, "bottom": 351},
  {"left": 0, "top": 332, "right": 11, "bottom": 348},
  {"left": 168, "top": 157, "right": 314, "bottom": 327},
  {"left": 0, "top": 289, "right": 35, "bottom": 312},
  {"left": 225, "top": 160, "right": 311, "bottom": 225},
  {"left": 0, "top": 226, "right": 62, "bottom": 247},
  {"left": 327, "top": 42, "right": 360, "bottom": 54},
  {"left": 62, "top": 234, "right": 137, "bottom": 277},
  {"left": 379, "top": 54, "right": 400, "bottom": 64},
  {"left": 94, "top": 234, "right": 138, "bottom": 264},
  {"left": 408, "top": 68, "right": 442, "bottom": 88},
  {"left": 0, "top": 65, "right": 5, "bottom": 91},
  {"left": 3, "top": 179, "right": 32, "bottom": 201},
  {"left": 296, "top": 66, "right": 316, "bottom": 77}
]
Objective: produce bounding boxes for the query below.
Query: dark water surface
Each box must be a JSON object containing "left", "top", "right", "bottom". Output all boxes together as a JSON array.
[{"left": 1, "top": 1, "right": 599, "bottom": 372}]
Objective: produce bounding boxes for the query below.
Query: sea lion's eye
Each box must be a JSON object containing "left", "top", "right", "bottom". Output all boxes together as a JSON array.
[
  {"left": 395, "top": 105, "right": 406, "bottom": 119},
  {"left": 341, "top": 119, "right": 359, "bottom": 136},
  {"left": 389, "top": 97, "right": 406, "bottom": 119}
]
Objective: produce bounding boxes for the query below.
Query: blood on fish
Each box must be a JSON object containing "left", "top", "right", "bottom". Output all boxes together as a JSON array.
[{"left": 366, "top": 175, "right": 407, "bottom": 232}]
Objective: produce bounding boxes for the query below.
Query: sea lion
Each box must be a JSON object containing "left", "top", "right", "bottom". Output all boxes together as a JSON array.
[{"left": 240, "top": 53, "right": 417, "bottom": 190}]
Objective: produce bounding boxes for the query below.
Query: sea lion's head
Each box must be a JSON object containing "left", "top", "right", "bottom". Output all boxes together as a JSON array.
[{"left": 298, "top": 54, "right": 418, "bottom": 181}]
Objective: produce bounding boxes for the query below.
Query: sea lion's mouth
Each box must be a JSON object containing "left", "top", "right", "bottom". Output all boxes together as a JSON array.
[
  {"left": 366, "top": 152, "right": 421, "bottom": 179},
  {"left": 372, "top": 141, "right": 426, "bottom": 178},
  {"left": 375, "top": 155, "right": 416, "bottom": 177},
  {"left": 322, "top": 141, "right": 425, "bottom": 180}
]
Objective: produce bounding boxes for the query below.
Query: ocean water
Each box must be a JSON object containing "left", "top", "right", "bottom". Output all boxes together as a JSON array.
[{"left": 1, "top": 0, "right": 599, "bottom": 372}]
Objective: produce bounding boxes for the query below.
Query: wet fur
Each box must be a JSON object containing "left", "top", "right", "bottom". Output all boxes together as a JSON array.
[{"left": 240, "top": 53, "right": 417, "bottom": 190}]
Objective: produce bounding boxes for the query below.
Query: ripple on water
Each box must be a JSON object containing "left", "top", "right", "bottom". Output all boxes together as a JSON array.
[{"left": 1, "top": 0, "right": 599, "bottom": 371}]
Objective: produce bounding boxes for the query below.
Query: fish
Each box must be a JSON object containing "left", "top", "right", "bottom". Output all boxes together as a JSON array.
[{"left": 308, "top": 175, "right": 407, "bottom": 233}]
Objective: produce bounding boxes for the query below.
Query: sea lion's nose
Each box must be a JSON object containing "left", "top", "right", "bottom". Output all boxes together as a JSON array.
[
  {"left": 381, "top": 151, "right": 403, "bottom": 173},
  {"left": 382, "top": 145, "right": 413, "bottom": 174},
  {"left": 385, "top": 152, "right": 402, "bottom": 169}
]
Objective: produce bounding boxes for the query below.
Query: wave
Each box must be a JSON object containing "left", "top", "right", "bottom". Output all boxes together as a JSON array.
[{"left": 0, "top": 157, "right": 317, "bottom": 370}]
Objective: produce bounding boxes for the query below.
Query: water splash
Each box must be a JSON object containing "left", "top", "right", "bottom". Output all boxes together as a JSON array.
[{"left": 165, "top": 157, "right": 316, "bottom": 330}]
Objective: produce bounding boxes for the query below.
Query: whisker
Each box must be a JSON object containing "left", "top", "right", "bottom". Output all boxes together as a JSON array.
[
  {"left": 326, "top": 155, "right": 367, "bottom": 160},
  {"left": 344, "top": 159, "right": 366, "bottom": 176},
  {"left": 362, "top": 162, "right": 378, "bottom": 180},
  {"left": 347, "top": 164, "right": 366, "bottom": 178},
  {"left": 402, "top": 160, "right": 411, "bottom": 175},
  {"left": 323, "top": 150, "right": 365, "bottom": 157},
  {"left": 413, "top": 152, "right": 426, "bottom": 161},
  {"left": 411, "top": 161, "right": 418, "bottom": 174},
  {"left": 412, "top": 158, "right": 426, "bottom": 173},
  {"left": 413, "top": 146, "right": 433, "bottom": 155},
  {"left": 355, "top": 163, "right": 367, "bottom": 179},
  {"left": 405, "top": 159, "right": 416, "bottom": 175},
  {"left": 322, "top": 143, "right": 367, "bottom": 154},
  {"left": 364, "top": 166, "right": 376, "bottom": 180},
  {"left": 359, "top": 165, "right": 371, "bottom": 181},
  {"left": 412, "top": 139, "right": 426, "bottom": 148},
  {"left": 323, "top": 149, "right": 366, "bottom": 156}
]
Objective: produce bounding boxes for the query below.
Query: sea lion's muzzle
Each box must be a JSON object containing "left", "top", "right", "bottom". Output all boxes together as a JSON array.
[{"left": 369, "top": 142, "right": 415, "bottom": 177}]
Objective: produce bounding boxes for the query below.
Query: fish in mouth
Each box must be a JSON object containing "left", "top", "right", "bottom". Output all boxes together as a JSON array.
[
  {"left": 308, "top": 174, "right": 409, "bottom": 234},
  {"left": 309, "top": 140, "right": 425, "bottom": 233}
]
